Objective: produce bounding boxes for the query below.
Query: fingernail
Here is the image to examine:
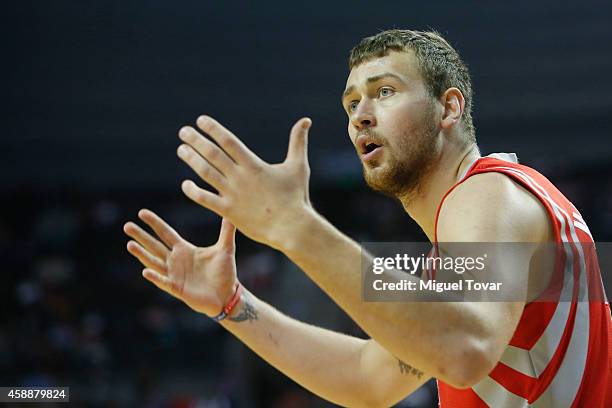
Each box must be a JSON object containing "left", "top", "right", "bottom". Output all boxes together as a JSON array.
[
  {"left": 179, "top": 126, "right": 190, "bottom": 139},
  {"left": 197, "top": 115, "right": 211, "bottom": 127}
]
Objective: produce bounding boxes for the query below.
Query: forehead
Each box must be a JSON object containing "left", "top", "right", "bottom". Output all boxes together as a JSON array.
[{"left": 345, "top": 50, "right": 421, "bottom": 89}]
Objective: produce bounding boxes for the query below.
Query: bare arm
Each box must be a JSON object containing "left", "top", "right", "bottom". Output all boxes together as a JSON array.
[
  {"left": 176, "top": 117, "right": 550, "bottom": 387},
  {"left": 277, "top": 173, "right": 547, "bottom": 387},
  {"left": 124, "top": 210, "right": 429, "bottom": 407},
  {"left": 221, "top": 289, "right": 430, "bottom": 407}
]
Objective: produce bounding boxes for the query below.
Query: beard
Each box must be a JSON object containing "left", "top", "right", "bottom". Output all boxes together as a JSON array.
[{"left": 362, "top": 104, "right": 439, "bottom": 201}]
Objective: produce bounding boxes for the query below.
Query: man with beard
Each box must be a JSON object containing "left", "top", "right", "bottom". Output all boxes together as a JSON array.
[{"left": 124, "top": 30, "right": 611, "bottom": 407}]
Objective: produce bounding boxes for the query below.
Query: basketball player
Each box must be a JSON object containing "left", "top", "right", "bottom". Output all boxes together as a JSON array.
[{"left": 124, "top": 30, "right": 611, "bottom": 406}]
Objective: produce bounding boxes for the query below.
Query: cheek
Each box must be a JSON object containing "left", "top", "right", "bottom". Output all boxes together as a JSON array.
[
  {"left": 389, "top": 101, "right": 431, "bottom": 133},
  {"left": 348, "top": 123, "right": 357, "bottom": 144},
  {"left": 383, "top": 102, "right": 413, "bottom": 127},
  {"left": 385, "top": 118, "right": 411, "bottom": 144}
]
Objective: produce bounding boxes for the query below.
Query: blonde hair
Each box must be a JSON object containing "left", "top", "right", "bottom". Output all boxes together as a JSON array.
[{"left": 349, "top": 29, "right": 475, "bottom": 141}]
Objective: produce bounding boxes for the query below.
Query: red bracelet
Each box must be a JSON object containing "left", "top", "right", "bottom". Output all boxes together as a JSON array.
[{"left": 211, "top": 283, "right": 243, "bottom": 322}]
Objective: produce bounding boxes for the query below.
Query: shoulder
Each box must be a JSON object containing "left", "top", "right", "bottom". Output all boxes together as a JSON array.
[{"left": 437, "top": 171, "right": 552, "bottom": 243}]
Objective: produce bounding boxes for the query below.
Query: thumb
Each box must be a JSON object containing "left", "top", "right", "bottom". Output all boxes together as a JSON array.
[
  {"left": 217, "top": 218, "right": 236, "bottom": 250},
  {"left": 285, "top": 117, "right": 312, "bottom": 164}
]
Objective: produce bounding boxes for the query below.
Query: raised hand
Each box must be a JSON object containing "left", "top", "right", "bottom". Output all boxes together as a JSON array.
[
  {"left": 123, "top": 209, "right": 238, "bottom": 317},
  {"left": 176, "top": 115, "right": 314, "bottom": 251}
]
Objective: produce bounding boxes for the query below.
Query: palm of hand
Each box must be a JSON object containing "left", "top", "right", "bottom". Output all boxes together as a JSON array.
[
  {"left": 124, "top": 209, "right": 238, "bottom": 317},
  {"left": 166, "top": 242, "right": 237, "bottom": 316}
]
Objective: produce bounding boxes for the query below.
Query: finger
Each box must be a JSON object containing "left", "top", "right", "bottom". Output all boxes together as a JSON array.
[
  {"left": 142, "top": 268, "right": 173, "bottom": 294},
  {"left": 196, "top": 115, "right": 262, "bottom": 166},
  {"left": 123, "top": 221, "right": 170, "bottom": 259},
  {"left": 217, "top": 218, "right": 236, "bottom": 250},
  {"left": 177, "top": 144, "right": 227, "bottom": 193},
  {"left": 181, "top": 180, "right": 226, "bottom": 215},
  {"left": 285, "top": 117, "right": 311, "bottom": 164},
  {"left": 138, "top": 209, "right": 182, "bottom": 248},
  {"left": 127, "top": 241, "right": 168, "bottom": 274},
  {"left": 178, "top": 126, "right": 236, "bottom": 175}
]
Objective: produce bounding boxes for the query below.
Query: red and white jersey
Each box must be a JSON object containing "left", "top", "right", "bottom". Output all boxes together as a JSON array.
[{"left": 433, "top": 153, "right": 612, "bottom": 407}]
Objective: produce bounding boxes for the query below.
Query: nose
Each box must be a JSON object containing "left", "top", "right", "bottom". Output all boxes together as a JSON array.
[{"left": 350, "top": 100, "right": 377, "bottom": 130}]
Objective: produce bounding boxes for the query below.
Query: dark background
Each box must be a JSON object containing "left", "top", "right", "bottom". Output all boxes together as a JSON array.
[{"left": 2, "top": 1, "right": 612, "bottom": 407}]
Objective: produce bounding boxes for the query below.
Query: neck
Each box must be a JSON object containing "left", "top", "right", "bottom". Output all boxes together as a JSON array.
[{"left": 399, "top": 143, "right": 480, "bottom": 242}]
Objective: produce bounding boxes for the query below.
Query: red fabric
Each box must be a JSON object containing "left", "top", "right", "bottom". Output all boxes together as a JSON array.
[
  {"left": 434, "top": 157, "right": 611, "bottom": 407},
  {"left": 437, "top": 382, "right": 488, "bottom": 408}
]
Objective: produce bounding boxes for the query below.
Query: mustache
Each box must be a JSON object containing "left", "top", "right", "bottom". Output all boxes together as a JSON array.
[{"left": 357, "top": 128, "right": 386, "bottom": 145}]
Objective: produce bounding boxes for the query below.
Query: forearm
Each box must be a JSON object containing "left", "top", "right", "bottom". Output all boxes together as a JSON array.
[
  {"left": 220, "top": 288, "right": 423, "bottom": 407},
  {"left": 281, "top": 208, "right": 489, "bottom": 386}
]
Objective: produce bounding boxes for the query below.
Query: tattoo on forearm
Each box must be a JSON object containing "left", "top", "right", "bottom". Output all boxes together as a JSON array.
[
  {"left": 398, "top": 359, "right": 424, "bottom": 379},
  {"left": 228, "top": 293, "right": 259, "bottom": 323}
]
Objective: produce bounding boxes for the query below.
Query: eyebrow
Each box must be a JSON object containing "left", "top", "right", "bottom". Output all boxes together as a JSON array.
[{"left": 341, "top": 72, "right": 405, "bottom": 102}]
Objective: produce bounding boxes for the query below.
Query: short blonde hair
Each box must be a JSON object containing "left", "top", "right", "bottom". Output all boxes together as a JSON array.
[{"left": 349, "top": 29, "right": 475, "bottom": 141}]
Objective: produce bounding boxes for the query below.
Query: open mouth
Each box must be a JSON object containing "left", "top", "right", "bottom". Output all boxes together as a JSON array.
[
  {"left": 364, "top": 142, "right": 380, "bottom": 154},
  {"left": 360, "top": 141, "right": 383, "bottom": 162},
  {"left": 356, "top": 134, "right": 383, "bottom": 161}
]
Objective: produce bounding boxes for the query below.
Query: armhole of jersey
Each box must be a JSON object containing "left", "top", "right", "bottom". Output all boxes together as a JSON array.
[
  {"left": 434, "top": 163, "right": 562, "bottom": 245},
  {"left": 432, "top": 162, "right": 562, "bottom": 283},
  {"left": 431, "top": 160, "right": 481, "bottom": 279},
  {"left": 433, "top": 159, "right": 481, "bottom": 244},
  {"left": 466, "top": 168, "right": 563, "bottom": 244}
]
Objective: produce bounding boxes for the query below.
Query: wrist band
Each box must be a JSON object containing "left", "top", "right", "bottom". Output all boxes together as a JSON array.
[{"left": 211, "top": 283, "right": 243, "bottom": 322}]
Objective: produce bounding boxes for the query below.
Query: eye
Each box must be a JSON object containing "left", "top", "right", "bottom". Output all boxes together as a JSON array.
[
  {"left": 348, "top": 100, "right": 359, "bottom": 112},
  {"left": 378, "top": 87, "right": 395, "bottom": 98}
]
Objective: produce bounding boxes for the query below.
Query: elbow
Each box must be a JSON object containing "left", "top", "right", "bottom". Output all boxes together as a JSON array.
[{"left": 438, "top": 339, "right": 499, "bottom": 389}]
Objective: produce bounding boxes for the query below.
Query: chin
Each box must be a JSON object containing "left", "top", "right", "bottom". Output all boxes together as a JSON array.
[
  {"left": 364, "top": 158, "right": 424, "bottom": 199},
  {"left": 362, "top": 164, "right": 384, "bottom": 183},
  {"left": 363, "top": 168, "right": 396, "bottom": 196}
]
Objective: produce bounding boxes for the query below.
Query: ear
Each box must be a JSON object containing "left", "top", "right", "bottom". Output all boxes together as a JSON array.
[{"left": 439, "top": 87, "right": 465, "bottom": 131}]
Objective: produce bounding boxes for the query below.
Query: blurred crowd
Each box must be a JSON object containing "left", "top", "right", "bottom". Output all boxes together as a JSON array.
[{"left": 2, "top": 158, "right": 611, "bottom": 407}]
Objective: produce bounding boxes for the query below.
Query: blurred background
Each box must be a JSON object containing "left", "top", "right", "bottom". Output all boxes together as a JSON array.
[{"left": 2, "top": 1, "right": 612, "bottom": 406}]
